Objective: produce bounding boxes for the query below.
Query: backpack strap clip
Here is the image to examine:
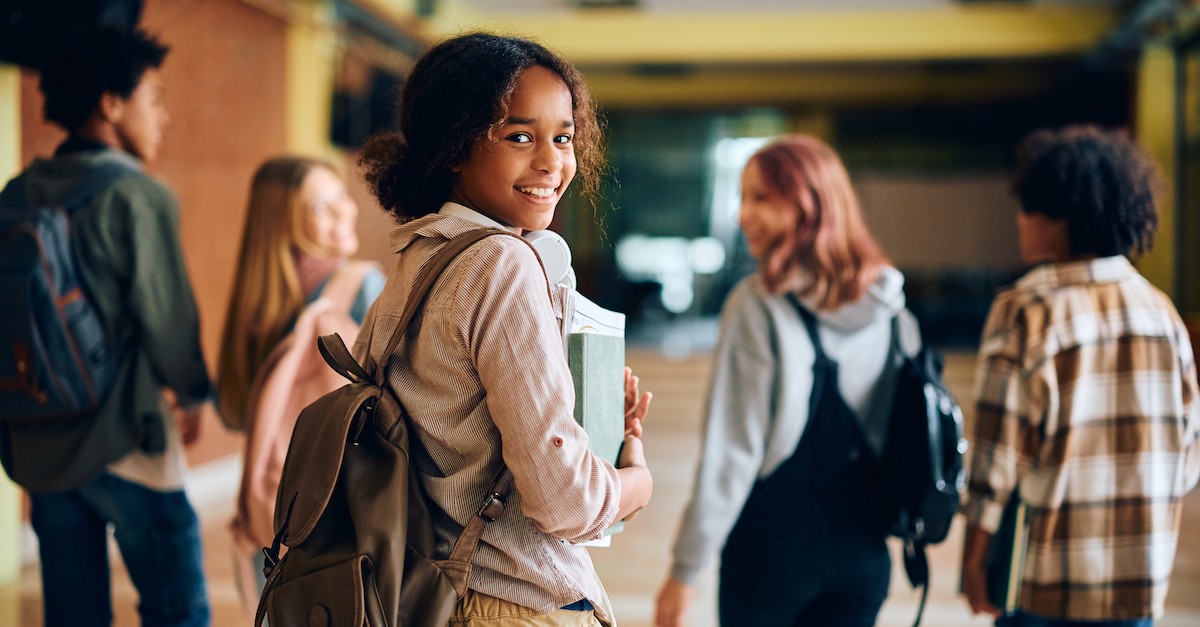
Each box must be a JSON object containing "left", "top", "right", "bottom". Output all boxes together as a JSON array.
[{"left": 477, "top": 492, "right": 507, "bottom": 523}]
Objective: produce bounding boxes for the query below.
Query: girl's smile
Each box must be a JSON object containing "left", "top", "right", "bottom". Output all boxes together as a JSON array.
[{"left": 449, "top": 65, "right": 577, "bottom": 233}]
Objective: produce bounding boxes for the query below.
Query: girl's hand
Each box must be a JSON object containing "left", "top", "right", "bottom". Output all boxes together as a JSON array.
[
  {"left": 617, "top": 432, "right": 646, "bottom": 470},
  {"left": 654, "top": 578, "right": 695, "bottom": 627},
  {"left": 616, "top": 434, "right": 651, "bottom": 521},
  {"left": 624, "top": 366, "right": 652, "bottom": 437}
]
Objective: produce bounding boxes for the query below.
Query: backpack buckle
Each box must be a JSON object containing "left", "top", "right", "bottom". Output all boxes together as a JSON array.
[
  {"left": 477, "top": 492, "right": 506, "bottom": 522},
  {"left": 261, "top": 547, "right": 279, "bottom": 577}
]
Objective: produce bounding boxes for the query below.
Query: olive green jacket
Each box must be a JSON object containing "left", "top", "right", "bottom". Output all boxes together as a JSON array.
[{"left": 0, "top": 147, "right": 210, "bottom": 492}]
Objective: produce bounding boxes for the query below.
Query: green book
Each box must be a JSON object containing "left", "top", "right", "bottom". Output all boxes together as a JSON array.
[
  {"left": 986, "top": 492, "right": 1030, "bottom": 614},
  {"left": 567, "top": 332, "right": 625, "bottom": 537}
]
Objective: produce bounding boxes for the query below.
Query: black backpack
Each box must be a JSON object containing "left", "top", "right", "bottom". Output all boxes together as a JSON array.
[
  {"left": 875, "top": 315, "right": 967, "bottom": 626},
  {"left": 0, "top": 164, "right": 132, "bottom": 423}
]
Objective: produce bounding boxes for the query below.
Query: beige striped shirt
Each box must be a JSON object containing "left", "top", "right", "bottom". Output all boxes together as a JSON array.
[
  {"left": 354, "top": 212, "right": 620, "bottom": 620},
  {"left": 964, "top": 256, "right": 1200, "bottom": 620}
]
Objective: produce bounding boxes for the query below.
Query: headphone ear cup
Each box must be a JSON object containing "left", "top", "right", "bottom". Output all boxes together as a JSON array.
[{"left": 524, "top": 230, "right": 573, "bottom": 286}]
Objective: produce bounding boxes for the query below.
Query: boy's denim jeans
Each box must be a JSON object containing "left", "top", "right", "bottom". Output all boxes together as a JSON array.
[
  {"left": 997, "top": 612, "right": 1153, "bottom": 627},
  {"left": 28, "top": 472, "right": 210, "bottom": 627}
]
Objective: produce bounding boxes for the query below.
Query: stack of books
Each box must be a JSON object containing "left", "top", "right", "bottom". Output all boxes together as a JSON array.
[{"left": 565, "top": 289, "right": 626, "bottom": 546}]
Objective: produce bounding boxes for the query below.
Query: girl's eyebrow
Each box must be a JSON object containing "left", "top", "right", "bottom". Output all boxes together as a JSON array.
[{"left": 504, "top": 116, "right": 575, "bottom": 129}]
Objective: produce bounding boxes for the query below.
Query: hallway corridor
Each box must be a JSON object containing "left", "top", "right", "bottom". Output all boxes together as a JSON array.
[{"left": 11, "top": 348, "right": 1200, "bottom": 626}]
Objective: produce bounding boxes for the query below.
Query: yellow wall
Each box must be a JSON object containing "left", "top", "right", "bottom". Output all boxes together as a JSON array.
[
  {"left": 1135, "top": 45, "right": 1177, "bottom": 296},
  {"left": 286, "top": 0, "right": 338, "bottom": 157},
  {"left": 0, "top": 61, "right": 22, "bottom": 627},
  {"left": 430, "top": 5, "right": 1118, "bottom": 65}
]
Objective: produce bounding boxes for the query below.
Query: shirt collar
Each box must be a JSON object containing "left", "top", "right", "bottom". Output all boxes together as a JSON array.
[
  {"left": 1015, "top": 255, "right": 1139, "bottom": 291},
  {"left": 55, "top": 134, "right": 113, "bottom": 156},
  {"left": 438, "top": 202, "right": 519, "bottom": 232},
  {"left": 387, "top": 203, "right": 514, "bottom": 253}
]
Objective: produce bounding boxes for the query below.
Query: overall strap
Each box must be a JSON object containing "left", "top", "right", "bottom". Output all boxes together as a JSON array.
[
  {"left": 890, "top": 315, "right": 904, "bottom": 356},
  {"left": 785, "top": 293, "right": 830, "bottom": 363}
]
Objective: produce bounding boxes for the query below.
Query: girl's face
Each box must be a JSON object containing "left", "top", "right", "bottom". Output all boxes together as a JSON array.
[
  {"left": 449, "top": 65, "right": 577, "bottom": 232},
  {"left": 738, "top": 159, "right": 795, "bottom": 259},
  {"left": 299, "top": 166, "right": 359, "bottom": 259}
]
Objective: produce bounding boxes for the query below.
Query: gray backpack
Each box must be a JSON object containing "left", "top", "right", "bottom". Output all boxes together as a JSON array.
[{"left": 0, "top": 164, "right": 131, "bottom": 423}]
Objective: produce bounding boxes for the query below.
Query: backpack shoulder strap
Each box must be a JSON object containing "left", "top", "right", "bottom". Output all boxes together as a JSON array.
[{"left": 372, "top": 228, "right": 523, "bottom": 384}]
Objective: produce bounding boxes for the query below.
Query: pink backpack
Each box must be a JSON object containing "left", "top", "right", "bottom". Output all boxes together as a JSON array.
[{"left": 229, "top": 261, "right": 380, "bottom": 614}]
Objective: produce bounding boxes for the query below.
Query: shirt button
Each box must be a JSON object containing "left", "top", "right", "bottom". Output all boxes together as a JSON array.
[{"left": 552, "top": 436, "right": 564, "bottom": 447}]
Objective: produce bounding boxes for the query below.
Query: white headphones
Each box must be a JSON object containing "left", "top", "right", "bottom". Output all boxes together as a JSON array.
[{"left": 524, "top": 230, "right": 576, "bottom": 288}]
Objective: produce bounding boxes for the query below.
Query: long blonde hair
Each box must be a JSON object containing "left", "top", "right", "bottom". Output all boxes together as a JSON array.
[
  {"left": 749, "top": 135, "right": 889, "bottom": 309},
  {"left": 217, "top": 156, "right": 337, "bottom": 428}
]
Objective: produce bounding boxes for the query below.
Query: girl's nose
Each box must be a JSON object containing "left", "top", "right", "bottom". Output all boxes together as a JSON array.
[
  {"left": 334, "top": 195, "right": 357, "bottom": 220},
  {"left": 531, "top": 143, "right": 563, "bottom": 173}
]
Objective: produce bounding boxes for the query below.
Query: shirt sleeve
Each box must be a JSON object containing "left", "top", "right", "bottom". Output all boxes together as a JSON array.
[
  {"left": 964, "top": 294, "right": 1038, "bottom": 534},
  {"left": 121, "top": 179, "right": 211, "bottom": 408},
  {"left": 1175, "top": 316, "right": 1200, "bottom": 493},
  {"left": 457, "top": 238, "right": 620, "bottom": 543},
  {"left": 670, "top": 283, "right": 777, "bottom": 584}
]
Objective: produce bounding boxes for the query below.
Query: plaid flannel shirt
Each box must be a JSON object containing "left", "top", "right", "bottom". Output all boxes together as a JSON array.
[{"left": 964, "top": 256, "right": 1200, "bottom": 621}]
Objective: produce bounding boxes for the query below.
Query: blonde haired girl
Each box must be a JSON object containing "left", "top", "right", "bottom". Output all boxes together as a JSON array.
[
  {"left": 217, "top": 156, "right": 383, "bottom": 426},
  {"left": 218, "top": 156, "right": 384, "bottom": 614}
]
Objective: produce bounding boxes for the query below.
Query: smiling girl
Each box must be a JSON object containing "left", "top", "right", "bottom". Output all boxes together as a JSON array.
[{"left": 355, "top": 33, "right": 653, "bottom": 627}]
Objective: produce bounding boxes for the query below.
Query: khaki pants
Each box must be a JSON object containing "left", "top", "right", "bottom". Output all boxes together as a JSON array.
[{"left": 450, "top": 590, "right": 613, "bottom": 626}]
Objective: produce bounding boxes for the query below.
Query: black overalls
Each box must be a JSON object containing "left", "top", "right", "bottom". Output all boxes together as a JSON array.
[{"left": 718, "top": 301, "right": 891, "bottom": 627}]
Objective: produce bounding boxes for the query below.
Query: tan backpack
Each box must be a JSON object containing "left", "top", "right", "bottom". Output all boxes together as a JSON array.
[
  {"left": 230, "top": 261, "right": 380, "bottom": 614},
  {"left": 255, "top": 229, "right": 520, "bottom": 627}
]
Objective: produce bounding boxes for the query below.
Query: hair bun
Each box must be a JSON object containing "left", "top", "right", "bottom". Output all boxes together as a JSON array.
[{"left": 358, "top": 132, "right": 411, "bottom": 214}]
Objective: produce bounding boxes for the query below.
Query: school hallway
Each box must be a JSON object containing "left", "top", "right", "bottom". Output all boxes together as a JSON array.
[{"left": 9, "top": 341, "right": 1200, "bottom": 627}]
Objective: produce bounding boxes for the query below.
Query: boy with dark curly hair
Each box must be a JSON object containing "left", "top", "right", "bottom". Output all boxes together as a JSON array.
[
  {"left": 960, "top": 125, "right": 1200, "bottom": 627},
  {"left": 0, "top": 25, "right": 211, "bottom": 626}
]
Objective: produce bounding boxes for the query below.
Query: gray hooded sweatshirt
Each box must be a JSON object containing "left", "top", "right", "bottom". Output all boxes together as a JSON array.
[{"left": 668, "top": 267, "right": 920, "bottom": 584}]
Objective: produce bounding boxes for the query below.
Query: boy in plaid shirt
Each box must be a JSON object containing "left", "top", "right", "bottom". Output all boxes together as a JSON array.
[{"left": 961, "top": 126, "right": 1200, "bottom": 627}]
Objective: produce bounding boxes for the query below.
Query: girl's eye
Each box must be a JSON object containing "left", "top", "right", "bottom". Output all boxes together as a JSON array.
[
  {"left": 507, "top": 133, "right": 532, "bottom": 144},
  {"left": 554, "top": 134, "right": 572, "bottom": 144}
]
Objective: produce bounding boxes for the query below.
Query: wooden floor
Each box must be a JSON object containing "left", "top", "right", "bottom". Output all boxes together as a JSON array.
[{"left": 10, "top": 345, "right": 1200, "bottom": 626}]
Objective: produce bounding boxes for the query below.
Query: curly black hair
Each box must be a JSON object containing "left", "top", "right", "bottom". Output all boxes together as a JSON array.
[
  {"left": 39, "top": 25, "right": 169, "bottom": 132},
  {"left": 1011, "top": 125, "right": 1162, "bottom": 258},
  {"left": 358, "top": 32, "right": 603, "bottom": 221}
]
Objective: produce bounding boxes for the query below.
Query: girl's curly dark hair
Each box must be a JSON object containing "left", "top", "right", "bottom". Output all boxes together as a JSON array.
[
  {"left": 1011, "top": 125, "right": 1162, "bottom": 257},
  {"left": 359, "top": 32, "right": 603, "bottom": 221}
]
